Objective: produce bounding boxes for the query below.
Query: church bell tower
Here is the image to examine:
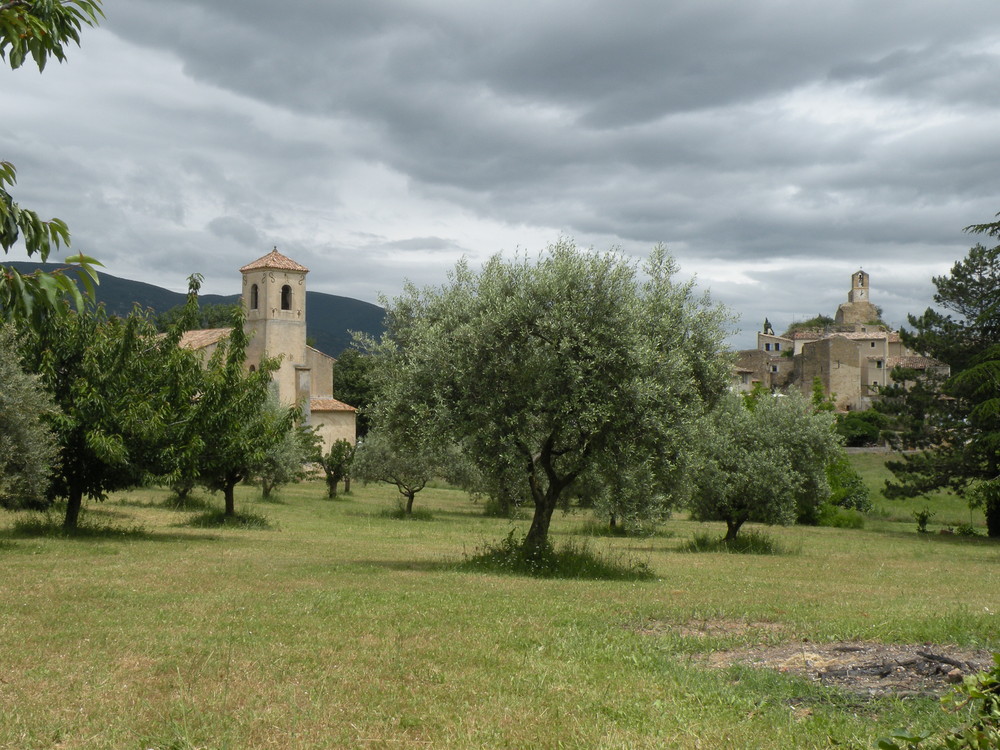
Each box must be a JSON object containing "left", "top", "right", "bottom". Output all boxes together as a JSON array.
[
  {"left": 848, "top": 269, "right": 870, "bottom": 303},
  {"left": 239, "top": 247, "right": 309, "bottom": 405}
]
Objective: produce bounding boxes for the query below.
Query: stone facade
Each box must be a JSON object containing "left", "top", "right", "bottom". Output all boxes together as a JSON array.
[
  {"left": 733, "top": 270, "right": 948, "bottom": 410},
  {"left": 180, "top": 248, "right": 356, "bottom": 451}
]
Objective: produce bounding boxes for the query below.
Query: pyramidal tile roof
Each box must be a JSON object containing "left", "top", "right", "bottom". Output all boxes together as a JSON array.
[{"left": 239, "top": 247, "right": 309, "bottom": 273}]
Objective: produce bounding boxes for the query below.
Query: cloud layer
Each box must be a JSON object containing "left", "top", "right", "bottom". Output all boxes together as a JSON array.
[{"left": 6, "top": 1, "right": 1000, "bottom": 346}]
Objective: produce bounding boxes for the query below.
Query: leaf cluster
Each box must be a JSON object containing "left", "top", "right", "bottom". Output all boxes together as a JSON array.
[
  {"left": 0, "top": 324, "right": 58, "bottom": 508},
  {"left": 0, "top": 0, "right": 103, "bottom": 71}
]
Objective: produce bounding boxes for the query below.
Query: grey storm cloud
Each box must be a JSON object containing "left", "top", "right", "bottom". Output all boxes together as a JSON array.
[{"left": 5, "top": 0, "right": 1000, "bottom": 344}]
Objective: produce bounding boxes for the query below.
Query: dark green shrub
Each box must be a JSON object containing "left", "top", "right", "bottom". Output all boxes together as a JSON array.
[
  {"left": 827, "top": 454, "right": 873, "bottom": 512},
  {"left": 460, "top": 530, "right": 654, "bottom": 580},
  {"left": 836, "top": 410, "right": 888, "bottom": 447},
  {"left": 914, "top": 507, "right": 935, "bottom": 533}
]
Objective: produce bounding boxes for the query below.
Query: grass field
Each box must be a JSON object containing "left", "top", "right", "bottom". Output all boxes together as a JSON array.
[{"left": 1, "top": 455, "right": 997, "bottom": 749}]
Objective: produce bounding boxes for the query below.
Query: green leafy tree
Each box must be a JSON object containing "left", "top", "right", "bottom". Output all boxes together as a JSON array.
[
  {"left": 363, "top": 241, "right": 732, "bottom": 551},
  {"left": 190, "top": 311, "right": 292, "bottom": 517},
  {"left": 0, "top": 324, "right": 58, "bottom": 508},
  {"left": 1, "top": 1, "right": 103, "bottom": 324},
  {"left": 153, "top": 301, "right": 241, "bottom": 333},
  {"left": 689, "top": 391, "right": 842, "bottom": 541},
  {"left": 884, "top": 231, "right": 1000, "bottom": 536},
  {"left": 17, "top": 303, "right": 186, "bottom": 528},
  {"left": 254, "top": 389, "right": 315, "bottom": 499},
  {"left": 332, "top": 347, "right": 376, "bottom": 438},
  {"left": 835, "top": 410, "right": 888, "bottom": 447},
  {"left": 316, "top": 438, "right": 354, "bottom": 498},
  {"left": 352, "top": 428, "right": 469, "bottom": 515}
]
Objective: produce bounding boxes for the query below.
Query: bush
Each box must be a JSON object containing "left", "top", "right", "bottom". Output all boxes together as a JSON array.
[
  {"left": 914, "top": 507, "right": 935, "bottom": 533},
  {"left": 184, "top": 509, "right": 274, "bottom": 530},
  {"left": 460, "top": 531, "right": 654, "bottom": 580},
  {"left": 835, "top": 410, "right": 887, "bottom": 447},
  {"left": 683, "top": 530, "right": 787, "bottom": 555},
  {"left": 827, "top": 454, "right": 873, "bottom": 513},
  {"left": 817, "top": 504, "right": 865, "bottom": 529}
]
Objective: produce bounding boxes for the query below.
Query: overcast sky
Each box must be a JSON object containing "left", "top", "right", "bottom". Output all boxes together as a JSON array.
[{"left": 6, "top": 1, "right": 1000, "bottom": 348}]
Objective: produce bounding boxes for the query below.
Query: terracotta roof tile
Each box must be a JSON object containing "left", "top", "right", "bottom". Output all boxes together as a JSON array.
[
  {"left": 310, "top": 397, "right": 356, "bottom": 412},
  {"left": 887, "top": 356, "right": 947, "bottom": 370},
  {"left": 240, "top": 248, "right": 309, "bottom": 273},
  {"left": 178, "top": 328, "right": 231, "bottom": 350}
]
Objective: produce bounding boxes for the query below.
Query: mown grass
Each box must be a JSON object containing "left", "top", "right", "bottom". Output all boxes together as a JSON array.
[
  {"left": 0, "top": 474, "right": 997, "bottom": 749},
  {"left": 849, "top": 451, "right": 988, "bottom": 531}
]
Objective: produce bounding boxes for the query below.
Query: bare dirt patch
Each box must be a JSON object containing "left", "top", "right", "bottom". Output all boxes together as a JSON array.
[
  {"left": 711, "top": 641, "right": 993, "bottom": 698},
  {"left": 637, "top": 619, "right": 993, "bottom": 698}
]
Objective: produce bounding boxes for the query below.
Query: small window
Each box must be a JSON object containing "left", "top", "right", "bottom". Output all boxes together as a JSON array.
[
  {"left": 876, "top": 360, "right": 883, "bottom": 369},
  {"left": 870, "top": 341, "right": 876, "bottom": 348},
  {"left": 249, "top": 365, "right": 256, "bottom": 373},
  {"left": 281, "top": 284, "right": 292, "bottom": 310},
  {"left": 774, "top": 343, "right": 781, "bottom": 351},
  {"left": 770, "top": 365, "right": 778, "bottom": 373},
  {"left": 250, "top": 284, "right": 259, "bottom": 310},
  {"left": 764, "top": 343, "right": 771, "bottom": 351}
]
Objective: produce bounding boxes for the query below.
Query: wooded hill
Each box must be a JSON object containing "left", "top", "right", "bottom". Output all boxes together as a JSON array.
[{"left": 8, "top": 262, "right": 386, "bottom": 357}]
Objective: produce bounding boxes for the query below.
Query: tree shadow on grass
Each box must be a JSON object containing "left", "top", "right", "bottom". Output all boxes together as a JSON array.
[
  {"left": 2, "top": 513, "right": 223, "bottom": 543},
  {"left": 353, "top": 559, "right": 460, "bottom": 573}
]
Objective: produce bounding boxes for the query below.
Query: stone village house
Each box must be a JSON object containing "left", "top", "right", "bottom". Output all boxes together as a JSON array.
[
  {"left": 733, "top": 270, "right": 949, "bottom": 411},
  {"left": 179, "top": 248, "right": 356, "bottom": 452}
]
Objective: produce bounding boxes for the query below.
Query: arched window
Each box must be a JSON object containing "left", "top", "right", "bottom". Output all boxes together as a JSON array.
[
  {"left": 250, "top": 284, "right": 259, "bottom": 310},
  {"left": 249, "top": 365, "right": 256, "bottom": 373},
  {"left": 281, "top": 284, "right": 292, "bottom": 310}
]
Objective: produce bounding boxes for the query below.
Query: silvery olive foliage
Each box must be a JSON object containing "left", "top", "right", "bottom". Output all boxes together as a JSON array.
[{"left": 362, "top": 240, "right": 733, "bottom": 550}]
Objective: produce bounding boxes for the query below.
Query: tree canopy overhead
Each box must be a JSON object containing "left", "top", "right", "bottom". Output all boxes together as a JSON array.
[
  {"left": 1, "top": 0, "right": 103, "bottom": 324},
  {"left": 364, "top": 240, "right": 733, "bottom": 551}
]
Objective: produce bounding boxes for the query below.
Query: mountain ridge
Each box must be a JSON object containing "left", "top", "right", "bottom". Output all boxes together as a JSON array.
[{"left": 7, "top": 262, "right": 386, "bottom": 357}]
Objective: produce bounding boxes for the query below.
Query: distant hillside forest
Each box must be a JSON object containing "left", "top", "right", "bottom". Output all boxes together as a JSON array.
[{"left": 8, "top": 262, "right": 386, "bottom": 357}]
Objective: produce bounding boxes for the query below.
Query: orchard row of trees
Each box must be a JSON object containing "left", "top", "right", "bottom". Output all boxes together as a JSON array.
[
  {"left": 0, "top": 2, "right": 314, "bottom": 528},
  {"left": 0, "top": 277, "right": 309, "bottom": 527},
  {"left": 343, "top": 228, "right": 1000, "bottom": 546},
  {"left": 338, "top": 241, "right": 861, "bottom": 549}
]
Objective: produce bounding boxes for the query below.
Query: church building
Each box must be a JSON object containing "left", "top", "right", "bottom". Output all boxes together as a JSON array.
[
  {"left": 733, "top": 270, "right": 948, "bottom": 411},
  {"left": 179, "top": 248, "right": 356, "bottom": 451}
]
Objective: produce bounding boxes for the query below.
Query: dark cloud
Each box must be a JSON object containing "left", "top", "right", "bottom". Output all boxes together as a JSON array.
[{"left": 6, "top": 1, "right": 1000, "bottom": 350}]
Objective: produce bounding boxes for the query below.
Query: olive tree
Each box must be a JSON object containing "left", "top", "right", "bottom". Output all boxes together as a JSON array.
[
  {"left": 689, "top": 391, "right": 842, "bottom": 542},
  {"left": 0, "top": 324, "right": 58, "bottom": 508},
  {"left": 352, "top": 427, "right": 470, "bottom": 515},
  {"left": 364, "top": 240, "right": 732, "bottom": 551}
]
